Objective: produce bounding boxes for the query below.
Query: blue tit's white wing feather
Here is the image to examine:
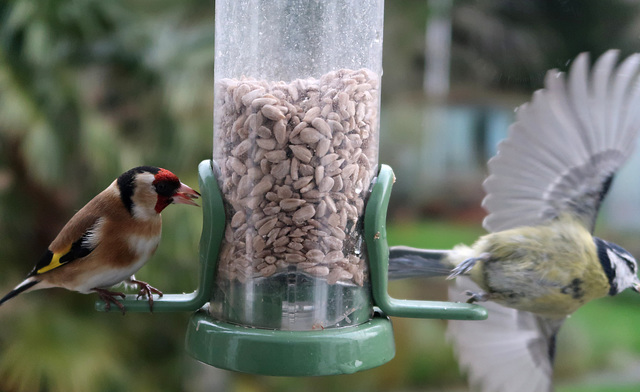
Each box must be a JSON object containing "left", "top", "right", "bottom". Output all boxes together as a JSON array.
[
  {"left": 591, "top": 50, "right": 619, "bottom": 150},
  {"left": 448, "top": 279, "right": 563, "bottom": 392},
  {"left": 566, "top": 52, "right": 596, "bottom": 154},
  {"left": 542, "top": 72, "right": 591, "bottom": 162},
  {"left": 515, "top": 92, "right": 589, "bottom": 168},
  {"left": 483, "top": 50, "right": 640, "bottom": 233},
  {"left": 616, "top": 55, "right": 640, "bottom": 153}
]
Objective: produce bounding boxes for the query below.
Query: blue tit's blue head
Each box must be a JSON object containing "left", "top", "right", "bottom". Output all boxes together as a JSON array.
[{"left": 594, "top": 237, "right": 640, "bottom": 295}]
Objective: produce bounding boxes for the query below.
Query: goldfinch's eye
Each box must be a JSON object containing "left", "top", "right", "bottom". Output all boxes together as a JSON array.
[
  {"left": 154, "top": 181, "right": 176, "bottom": 197},
  {"left": 155, "top": 183, "right": 167, "bottom": 193}
]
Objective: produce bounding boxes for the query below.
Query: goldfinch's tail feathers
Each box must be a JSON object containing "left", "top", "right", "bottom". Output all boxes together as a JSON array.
[{"left": 0, "top": 278, "right": 40, "bottom": 306}]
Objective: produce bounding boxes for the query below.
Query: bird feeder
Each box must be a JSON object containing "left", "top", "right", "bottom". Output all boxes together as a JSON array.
[{"left": 96, "top": 0, "right": 486, "bottom": 376}]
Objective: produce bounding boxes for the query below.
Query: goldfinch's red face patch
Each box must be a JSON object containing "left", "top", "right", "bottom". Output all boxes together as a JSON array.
[{"left": 152, "top": 168, "right": 199, "bottom": 212}]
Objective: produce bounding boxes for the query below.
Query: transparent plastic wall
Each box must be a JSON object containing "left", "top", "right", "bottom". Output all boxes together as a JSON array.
[{"left": 212, "top": 0, "right": 384, "bottom": 330}]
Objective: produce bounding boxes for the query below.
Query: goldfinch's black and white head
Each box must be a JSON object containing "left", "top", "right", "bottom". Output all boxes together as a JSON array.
[
  {"left": 117, "top": 166, "right": 200, "bottom": 220},
  {"left": 595, "top": 237, "right": 640, "bottom": 295}
]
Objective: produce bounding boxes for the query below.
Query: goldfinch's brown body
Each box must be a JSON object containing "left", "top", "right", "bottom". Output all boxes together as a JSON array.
[{"left": 0, "top": 166, "right": 200, "bottom": 313}]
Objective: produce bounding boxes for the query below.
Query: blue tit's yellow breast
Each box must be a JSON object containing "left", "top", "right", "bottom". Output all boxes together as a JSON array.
[{"left": 471, "top": 216, "right": 610, "bottom": 318}]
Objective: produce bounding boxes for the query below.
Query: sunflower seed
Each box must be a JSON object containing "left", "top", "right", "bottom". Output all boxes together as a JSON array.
[
  {"left": 291, "top": 121, "right": 308, "bottom": 139},
  {"left": 320, "top": 153, "right": 339, "bottom": 166},
  {"left": 316, "top": 200, "right": 327, "bottom": 217},
  {"left": 288, "top": 242, "right": 304, "bottom": 251},
  {"left": 253, "top": 236, "right": 266, "bottom": 253},
  {"left": 306, "top": 249, "right": 325, "bottom": 263},
  {"left": 302, "top": 106, "right": 321, "bottom": 123},
  {"left": 285, "top": 253, "right": 305, "bottom": 263},
  {"left": 289, "top": 145, "right": 312, "bottom": 163},
  {"left": 315, "top": 165, "right": 325, "bottom": 184},
  {"left": 260, "top": 264, "right": 277, "bottom": 277},
  {"left": 232, "top": 139, "right": 252, "bottom": 157},
  {"left": 280, "top": 198, "right": 306, "bottom": 211},
  {"left": 256, "top": 125, "right": 272, "bottom": 139},
  {"left": 251, "top": 97, "right": 278, "bottom": 109},
  {"left": 293, "top": 176, "right": 313, "bottom": 190},
  {"left": 251, "top": 175, "right": 274, "bottom": 196},
  {"left": 300, "top": 128, "right": 323, "bottom": 144},
  {"left": 325, "top": 251, "right": 344, "bottom": 264},
  {"left": 305, "top": 266, "right": 330, "bottom": 277},
  {"left": 271, "top": 159, "right": 291, "bottom": 180},
  {"left": 257, "top": 217, "right": 278, "bottom": 236},
  {"left": 264, "top": 150, "right": 287, "bottom": 163},
  {"left": 228, "top": 157, "right": 247, "bottom": 175},
  {"left": 311, "top": 117, "right": 332, "bottom": 138},
  {"left": 318, "top": 176, "right": 334, "bottom": 193},
  {"left": 237, "top": 175, "right": 252, "bottom": 198},
  {"left": 261, "top": 104, "right": 286, "bottom": 121},
  {"left": 324, "top": 236, "right": 343, "bottom": 250},
  {"left": 292, "top": 204, "right": 315, "bottom": 224},
  {"left": 277, "top": 185, "right": 293, "bottom": 199},
  {"left": 273, "top": 119, "right": 287, "bottom": 144},
  {"left": 231, "top": 211, "right": 246, "bottom": 228},
  {"left": 316, "top": 138, "right": 332, "bottom": 157},
  {"left": 274, "top": 236, "right": 290, "bottom": 247},
  {"left": 327, "top": 268, "right": 353, "bottom": 284},
  {"left": 256, "top": 138, "right": 276, "bottom": 150},
  {"left": 241, "top": 87, "right": 266, "bottom": 106}
]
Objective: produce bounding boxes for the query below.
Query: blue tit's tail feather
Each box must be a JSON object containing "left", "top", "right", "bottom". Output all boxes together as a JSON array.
[
  {"left": 388, "top": 246, "right": 455, "bottom": 280},
  {"left": 0, "top": 278, "right": 40, "bottom": 306}
]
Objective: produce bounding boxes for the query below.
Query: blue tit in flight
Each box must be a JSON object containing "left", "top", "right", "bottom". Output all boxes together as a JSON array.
[{"left": 388, "top": 50, "right": 640, "bottom": 392}]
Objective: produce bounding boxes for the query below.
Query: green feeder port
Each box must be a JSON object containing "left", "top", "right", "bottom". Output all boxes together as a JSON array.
[{"left": 97, "top": 160, "right": 486, "bottom": 376}]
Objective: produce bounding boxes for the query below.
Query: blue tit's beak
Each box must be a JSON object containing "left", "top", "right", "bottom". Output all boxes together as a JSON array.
[{"left": 633, "top": 281, "right": 640, "bottom": 294}]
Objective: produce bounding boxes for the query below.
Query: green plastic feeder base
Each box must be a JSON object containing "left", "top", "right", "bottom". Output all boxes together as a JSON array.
[{"left": 185, "top": 309, "right": 396, "bottom": 376}]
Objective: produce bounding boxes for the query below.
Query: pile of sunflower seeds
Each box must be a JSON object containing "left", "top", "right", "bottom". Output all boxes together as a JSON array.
[{"left": 214, "top": 68, "right": 379, "bottom": 286}]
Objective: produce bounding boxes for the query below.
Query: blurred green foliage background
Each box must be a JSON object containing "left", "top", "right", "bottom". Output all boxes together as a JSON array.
[{"left": 1, "top": 0, "right": 640, "bottom": 391}]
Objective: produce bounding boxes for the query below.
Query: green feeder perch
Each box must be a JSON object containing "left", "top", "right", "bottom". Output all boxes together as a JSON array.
[{"left": 97, "top": 0, "right": 486, "bottom": 377}]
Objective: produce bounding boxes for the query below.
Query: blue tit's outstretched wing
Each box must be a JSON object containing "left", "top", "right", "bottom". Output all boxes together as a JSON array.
[
  {"left": 448, "top": 279, "right": 562, "bottom": 392},
  {"left": 482, "top": 50, "right": 640, "bottom": 233}
]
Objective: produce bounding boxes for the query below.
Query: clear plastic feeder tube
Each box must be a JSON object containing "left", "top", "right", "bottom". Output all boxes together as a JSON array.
[{"left": 212, "top": 0, "right": 384, "bottom": 330}]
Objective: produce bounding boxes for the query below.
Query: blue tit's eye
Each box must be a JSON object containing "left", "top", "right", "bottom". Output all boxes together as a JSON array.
[{"left": 625, "top": 259, "right": 637, "bottom": 274}]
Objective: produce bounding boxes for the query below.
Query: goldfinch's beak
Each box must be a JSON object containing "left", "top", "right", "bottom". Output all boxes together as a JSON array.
[{"left": 173, "top": 183, "right": 200, "bottom": 206}]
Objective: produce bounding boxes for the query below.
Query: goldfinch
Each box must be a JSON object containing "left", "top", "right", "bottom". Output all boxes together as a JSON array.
[
  {"left": 388, "top": 50, "right": 640, "bottom": 391},
  {"left": 0, "top": 166, "right": 200, "bottom": 314}
]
